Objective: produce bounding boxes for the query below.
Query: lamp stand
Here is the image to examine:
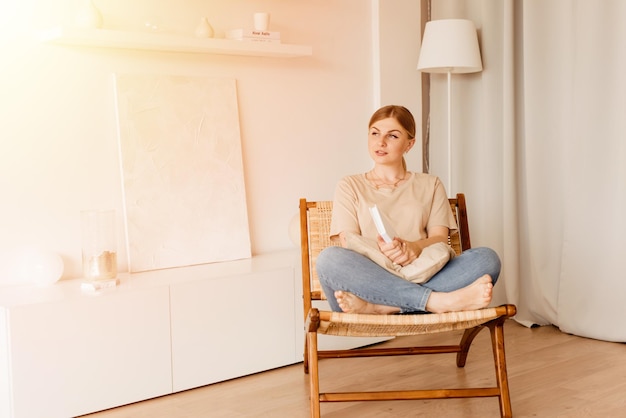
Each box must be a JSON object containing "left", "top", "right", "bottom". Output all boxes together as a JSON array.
[{"left": 446, "top": 70, "right": 452, "bottom": 195}]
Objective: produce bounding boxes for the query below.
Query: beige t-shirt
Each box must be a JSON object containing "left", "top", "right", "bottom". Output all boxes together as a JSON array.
[{"left": 329, "top": 172, "right": 457, "bottom": 242}]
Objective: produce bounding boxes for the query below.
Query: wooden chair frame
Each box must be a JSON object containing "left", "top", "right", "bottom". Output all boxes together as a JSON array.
[{"left": 299, "top": 193, "right": 516, "bottom": 417}]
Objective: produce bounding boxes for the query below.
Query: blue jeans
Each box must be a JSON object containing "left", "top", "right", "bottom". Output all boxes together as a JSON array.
[{"left": 316, "top": 246, "right": 501, "bottom": 313}]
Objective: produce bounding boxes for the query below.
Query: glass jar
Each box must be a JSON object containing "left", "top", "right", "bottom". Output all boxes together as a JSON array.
[{"left": 81, "top": 209, "right": 117, "bottom": 281}]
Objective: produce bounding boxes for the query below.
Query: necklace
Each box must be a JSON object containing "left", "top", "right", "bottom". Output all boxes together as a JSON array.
[{"left": 368, "top": 169, "right": 407, "bottom": 190}]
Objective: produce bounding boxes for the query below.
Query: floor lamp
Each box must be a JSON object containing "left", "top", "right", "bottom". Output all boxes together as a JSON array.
[{"left": 417, "top": 19, "right": 483, "bottom": 195}]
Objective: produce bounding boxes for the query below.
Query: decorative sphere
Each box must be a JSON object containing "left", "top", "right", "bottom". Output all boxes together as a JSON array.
[
  {"left": 75, "top": 0, "right": 103, "bottom": 29},
  {"left": 14, "top": 247, "right": 64, "bottom": 285}
]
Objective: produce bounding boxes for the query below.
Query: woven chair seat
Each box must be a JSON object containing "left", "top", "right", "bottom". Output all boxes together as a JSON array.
[{"left": 317, "top": 305, "right": 512, "bottom": 337}]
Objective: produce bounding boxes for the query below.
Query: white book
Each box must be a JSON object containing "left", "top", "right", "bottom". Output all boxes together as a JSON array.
[
  {"left": 226, "top": 29, "right": 281, "bottom": 40},
  {"left": 230, "top": 38, "right": 281, "bottom": 43},
  {"left": 369, "top": 205, "right": 397, "bottom": 243}
]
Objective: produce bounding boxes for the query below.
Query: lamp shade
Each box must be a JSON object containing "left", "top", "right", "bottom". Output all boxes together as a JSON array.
[{"left": 417, "top": 19, "right": 482, "bottom": 74}]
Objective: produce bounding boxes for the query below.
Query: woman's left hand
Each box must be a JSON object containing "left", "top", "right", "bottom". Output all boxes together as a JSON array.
[{"left": 377, "top": 236, "right": 417, "bottom": 267}]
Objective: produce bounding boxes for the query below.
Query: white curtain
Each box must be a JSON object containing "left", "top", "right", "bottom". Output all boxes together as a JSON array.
[{"left": 429, "top": 0, "right": 626, "bottom": 342}]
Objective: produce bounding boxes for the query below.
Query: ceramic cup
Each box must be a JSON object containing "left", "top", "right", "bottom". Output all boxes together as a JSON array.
[{"left": 253, "top": 12, "right": 270, "bottom": 31}]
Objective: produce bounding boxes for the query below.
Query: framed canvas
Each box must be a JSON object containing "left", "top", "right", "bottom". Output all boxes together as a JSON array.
[{"left": 114, "top": 74, "right": 251, "bottom": 272}]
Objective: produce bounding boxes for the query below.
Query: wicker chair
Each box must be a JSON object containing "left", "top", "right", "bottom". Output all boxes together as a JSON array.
[{"left": 299, "top": 193, "right": 517, "bottom": 418}]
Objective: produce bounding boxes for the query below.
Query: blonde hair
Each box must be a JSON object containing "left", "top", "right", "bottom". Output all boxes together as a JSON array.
[{"left": 368, "top": 105, "right": 416, "bottom": 139}]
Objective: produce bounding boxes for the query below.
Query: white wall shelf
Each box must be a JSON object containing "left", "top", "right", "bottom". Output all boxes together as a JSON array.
[{"left": 39, "top": 27, "right": 313, "bottom": 58}]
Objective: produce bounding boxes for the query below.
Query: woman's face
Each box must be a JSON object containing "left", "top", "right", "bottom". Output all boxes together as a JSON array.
[{"left": 368, "top": 117, "right": 415, "bottom": 165}]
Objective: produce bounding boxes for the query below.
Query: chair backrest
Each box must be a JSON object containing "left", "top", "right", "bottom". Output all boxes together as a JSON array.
[{"left": 299, "top": 193, "right": 472, "bottom": 321}]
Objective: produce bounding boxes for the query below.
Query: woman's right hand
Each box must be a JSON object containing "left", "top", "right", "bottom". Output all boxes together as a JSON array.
[
  {"left": 377, "top": 236, "right": 416, "bottom": 266},
  {"left": 379, "top": 226, "right": 449, "bottom": 266}
]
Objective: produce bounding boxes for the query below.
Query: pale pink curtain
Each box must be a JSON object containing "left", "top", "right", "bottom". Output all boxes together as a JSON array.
[{"left": 430, "top": 0, "right": 626, "bottom": 341}]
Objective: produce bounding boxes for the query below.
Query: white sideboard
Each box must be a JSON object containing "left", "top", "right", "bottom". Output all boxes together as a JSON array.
[
  {"left": 0, "top": 250, "right": 300, "bottom": 418},
  {"left": 169, "top": 266, "right": 296, "bottom": 392}
]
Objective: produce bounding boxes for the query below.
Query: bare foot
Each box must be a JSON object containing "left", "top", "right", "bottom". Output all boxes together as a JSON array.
[
  {"left": 335, "top": 291, "right": 400, "bottom": 314},
  {"left": 425, "top": 275, "right": 493, "bottom": 314}
]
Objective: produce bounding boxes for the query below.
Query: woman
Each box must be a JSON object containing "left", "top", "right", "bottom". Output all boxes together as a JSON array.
[{"left": 316, "top": 105, "right": 500, "bottom": 314}]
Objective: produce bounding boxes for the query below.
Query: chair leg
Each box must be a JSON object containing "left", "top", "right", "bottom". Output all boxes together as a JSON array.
[
  {"left": 307, "top": 330, "right": 321, "bottom": 418},
  {"left": 303, "top": 335, "right": 310, "bottom": 374},
  {"left": 489, "top": 320, "right": 513, "bottom": 418},
  {"left": 456, "top": 325, "right": 484, "bottom": 367}
]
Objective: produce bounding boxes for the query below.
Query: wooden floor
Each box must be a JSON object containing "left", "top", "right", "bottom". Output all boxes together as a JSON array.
[{"left": 82, "top": 320, "right": 626, "bottom": 417}]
